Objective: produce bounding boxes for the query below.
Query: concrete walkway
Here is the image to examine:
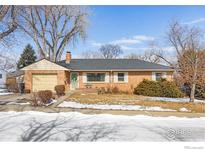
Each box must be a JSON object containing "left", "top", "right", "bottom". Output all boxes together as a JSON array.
[{"left": 51, "top": 91, "right": 75, "bottom": 107}]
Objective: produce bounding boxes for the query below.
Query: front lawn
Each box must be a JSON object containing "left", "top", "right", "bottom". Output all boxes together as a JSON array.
[{"left": 66, "top": 92, "right": 205, "bottom": 113}]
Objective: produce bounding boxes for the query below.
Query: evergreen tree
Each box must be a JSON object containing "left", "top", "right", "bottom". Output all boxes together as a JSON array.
[{"left": 17, "top": 44, "right": 37, "bottom": 69}]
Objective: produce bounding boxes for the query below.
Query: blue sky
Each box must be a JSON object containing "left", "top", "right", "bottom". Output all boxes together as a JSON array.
[
  {"left": 7, "top": 6, "right": 205, "bottom": 59},
  {"left": 71, "top": 6, "right": 205, "bottom": 58}
]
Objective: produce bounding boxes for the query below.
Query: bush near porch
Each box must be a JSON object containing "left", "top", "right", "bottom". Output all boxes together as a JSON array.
[{"left": 133, "top": 79, "right": 184, "bottom": 98}]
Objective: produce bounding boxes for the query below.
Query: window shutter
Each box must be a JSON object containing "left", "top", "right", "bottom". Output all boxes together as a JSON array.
[
  {"left": 113, "top": 72, "right": 118, "bottom": 83},
  {"left": 105, "top": 72, "right": 109, "bottom": 83},
  {"left": 124, "top": 72, "right": 128, "bottom": 83},
  {"left": 162, "top": 72, "right": 167, "bottom": 79},
  {"left": 152, "top": 72, "right": 156, "bottom": 81},
  {"left": 82, "top": 73, "right": 87, "bottom": 83}
]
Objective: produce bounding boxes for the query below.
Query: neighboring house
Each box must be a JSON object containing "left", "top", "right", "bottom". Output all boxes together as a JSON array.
[
  {"left": 0, "top": 70, "right": 6, "bottom": 88},
  {"left": 6, "top": 70, "right": 24, "bottom": 91},
  {"left": 21, "top": 52, "right": 174, "bottom": 93}
]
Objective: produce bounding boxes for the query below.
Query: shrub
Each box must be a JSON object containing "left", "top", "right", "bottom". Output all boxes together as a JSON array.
[
  {"left": 134, "top": 79, "right": 184, "bottom": 98},
  {"left": 195, "top": 84, "right": 205, "bottom": 99},
  {"left": 6, "top": 84, "right": 19, "bottom": 93},
  {"left": 31, "top": 92, "right": 39, "bottom": 106},
  {"left": 97, "top": 87, "right": 106, "bottom": 95},
  {"left": 24, "top": 89, "right": 30, "bottom": 93},
  {"left": 55, "top": 85, "right": 65, "bottom": 97},
  {"left": 184, "top": 83, "right": 205, "bottom": 100},
  {"left": 37, "top": 90, "right": 53, "bottom": 104},
  {"left": 112, "top": 87, "right": 119, "bottom": 94}
]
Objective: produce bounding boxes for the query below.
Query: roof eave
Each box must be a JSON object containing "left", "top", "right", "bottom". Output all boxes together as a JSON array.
[{"left": 70, "top": 69, "right": 174, "bottom": 72}]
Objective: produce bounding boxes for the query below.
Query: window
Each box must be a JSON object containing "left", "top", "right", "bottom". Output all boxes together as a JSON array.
[
  {"left": 87, "top": 73, "right": 105, "bottom": 82},
  {"left": 0, "top": 74, "right": 2, "bottom": 79},
  {"left": 114, "top": 72, "right": 128, "bottom": 83},
  {"left": 118, "top": 73, "right": 125, "bottom": 82},
  {"left": 155, "top": 73, "right": 163, "bottom": 81}
]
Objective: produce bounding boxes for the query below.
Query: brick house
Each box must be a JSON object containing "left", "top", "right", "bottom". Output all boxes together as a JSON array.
[{"left": 21, "top": 52, "right": 174, "bottom": 93}]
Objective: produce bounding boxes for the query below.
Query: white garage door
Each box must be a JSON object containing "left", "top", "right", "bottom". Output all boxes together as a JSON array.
[{"left": 32, "top": 74, "right": 57, "bottom": 92}]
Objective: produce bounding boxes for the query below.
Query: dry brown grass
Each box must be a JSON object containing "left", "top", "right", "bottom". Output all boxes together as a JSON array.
[{"left": 66, "top": 92, "right": 205, "bottom": 113}]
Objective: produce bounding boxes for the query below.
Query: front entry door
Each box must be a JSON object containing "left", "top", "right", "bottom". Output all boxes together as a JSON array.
[{"left": 70, "top": 72, "right": 79, "bottom": 90}]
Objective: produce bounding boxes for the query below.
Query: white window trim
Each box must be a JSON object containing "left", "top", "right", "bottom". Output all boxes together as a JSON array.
[
  {"left": 152, "top": 72, "right": 167, "bottom": 81},
  {"left": 83, "top": 72, "right": 109, "bottom": 83},
  {"left": 114, "top": 72, "right": 128, "bottom": 83}
]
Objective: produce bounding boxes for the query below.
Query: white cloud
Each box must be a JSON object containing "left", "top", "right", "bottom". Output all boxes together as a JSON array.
[
  {"left": 133, "top": 35, "right": 155, "bottom": 41},
  {"left": 161, "top": 46, "right": 175, "bottom": 53},
  {"left": 111, "top": 38, "right": 141, "bottom": 45},
  {"left": 183, "top": 18, "right": 205, "bottom": 25},
  {"left": 89, "top": 41, "right": 102, "bottom": 47},
  {"left": 89, "top": 35, "right": 156, "bottom": 52},
  {"left": 111, "top": 35, "right": 155, "bottom": 46},
  {"left": 120, "top": 45, "right": 136, "bottom": 51}
]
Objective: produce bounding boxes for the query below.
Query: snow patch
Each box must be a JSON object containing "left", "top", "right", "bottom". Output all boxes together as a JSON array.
[
  {"left": 0, "top": 92, "right": 13, "bottom": 96},
  {"left": 7, "top": 102, "right": 30, "bottom": 105},
  {"left": 145, "top": 96, "right": 205, "bottom": 103},
  {"left": 58, "top": 101, "right": 176, "bottom": 112},
  {"left": 179, "top": 107, "right": 190, "bottom": 112}
]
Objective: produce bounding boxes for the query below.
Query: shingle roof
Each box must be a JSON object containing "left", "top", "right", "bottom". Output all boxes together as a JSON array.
[
  {"left": 7, "top": 70, "right": 24, "bottom": 77},
  {"left": 57, "top": 59, "right": 173, "bottom": 71}
]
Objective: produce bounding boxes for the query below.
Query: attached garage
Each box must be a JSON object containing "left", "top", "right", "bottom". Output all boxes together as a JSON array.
[
  {"left": 21, "top": 59, "right": 69, "bottom": 92},
  {"left": 32, "top": 74, "right": 57, "bottom": 92}
]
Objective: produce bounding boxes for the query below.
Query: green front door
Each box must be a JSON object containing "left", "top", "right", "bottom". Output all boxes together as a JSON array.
[{"left": 71, "top": 72, "right": 78, "bottom": 90}]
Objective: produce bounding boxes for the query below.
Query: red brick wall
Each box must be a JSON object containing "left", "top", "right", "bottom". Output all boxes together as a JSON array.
[{"left": 77, "top": 71, "right": 173, "bottom": 93}]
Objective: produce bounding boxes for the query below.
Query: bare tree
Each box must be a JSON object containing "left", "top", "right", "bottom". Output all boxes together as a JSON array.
[
  {"left": 18, "top": 6, "right": 89, "bottom": 62},
  {"left": 125, "top": 42, "right": 172, "bottom": 65},
  {"left": 126, "top": 50, "right": 162, "bottom": 63},
  {"left": 0, "top": 6, "right": 18, "bottom": 45},
  {"left": 81, "top": 50, "right": 102, "bottom": 59},
  {"left": 168, "top": 21, "right": 205, "bottom": 102},
  {"left": 99, "top": 44, "right": 123, "bottom": 59},
  {"left": 0, "top": 53, "right": 17, "bottom": 72}
]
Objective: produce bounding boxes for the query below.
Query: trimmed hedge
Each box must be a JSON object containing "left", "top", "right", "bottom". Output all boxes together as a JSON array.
[
  {"left": 55, "top": 85, "right": 65, "bottom": 97},
  {"left": 134, "top": 79, "right": 184, "bottom": 98},
  {"left": 38, "top": 90, "right": 53, "bottom": 104}
]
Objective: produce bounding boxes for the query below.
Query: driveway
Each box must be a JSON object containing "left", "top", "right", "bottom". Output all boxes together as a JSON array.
[{"left": 0, "top": 93, "right": 32, "bottom": 105}]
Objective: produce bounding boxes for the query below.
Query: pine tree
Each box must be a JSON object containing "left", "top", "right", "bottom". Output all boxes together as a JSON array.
[{"left": 17, "top": 44, "right": 37, "bottom": 69}]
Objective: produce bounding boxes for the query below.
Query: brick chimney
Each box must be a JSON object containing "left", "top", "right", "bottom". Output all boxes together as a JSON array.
[{"left": 66, "top": 51, "right": 71, "bottom": 64}]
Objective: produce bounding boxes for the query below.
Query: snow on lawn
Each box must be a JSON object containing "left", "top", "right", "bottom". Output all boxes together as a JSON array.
[
  {"left": 0, "top": 92, "right": 13, "bottom": 96},
  {"left": 145, "top": 96, "right": 205, "bottom": 103},
  {"left": 58, "top": 101, "right": 176, "bottom": 112},
  {"left": 0, "top": 88, "right": 13, "bottom": 95},
  {"left": 7, "top": 102, "right": 30, "bottom": 105},
  {"left": 0, "top": 111, "right": 205, "bottom": 141},
  {"left": 0, "top": 89, "right": 5, "bottom": 92}
]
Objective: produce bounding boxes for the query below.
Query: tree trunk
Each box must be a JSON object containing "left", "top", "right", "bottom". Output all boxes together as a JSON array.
[{"left": 190, "top": 83, "right": 196, "bottom": 102}]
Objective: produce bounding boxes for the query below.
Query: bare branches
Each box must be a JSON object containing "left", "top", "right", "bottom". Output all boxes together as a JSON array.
[
  {"left": 99, "top": 44, "right": 123, "bottom": 59},
  {"left": 0, "top": 6, "right": 18, "bottom": 45},
  {"left": 19, "top": 6, "right": 89, "bottom": 62},
  {"left": 168, "top": 21, "right": 203, "bottom": 57},
  {"left": 81, "top": 44, "right": 123, "bottom": 59},
  {"left": 125, "top": 42, "right": 174, "bottom": 66},
  {"left": 81, "top": 50, "right": 102, "bottom": 59},
  {"left": 168, "top": 21, "right": 205, "bottom": 102},
  {"left": 0, "top": 53, "right": 17, "bottom": 72}
]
